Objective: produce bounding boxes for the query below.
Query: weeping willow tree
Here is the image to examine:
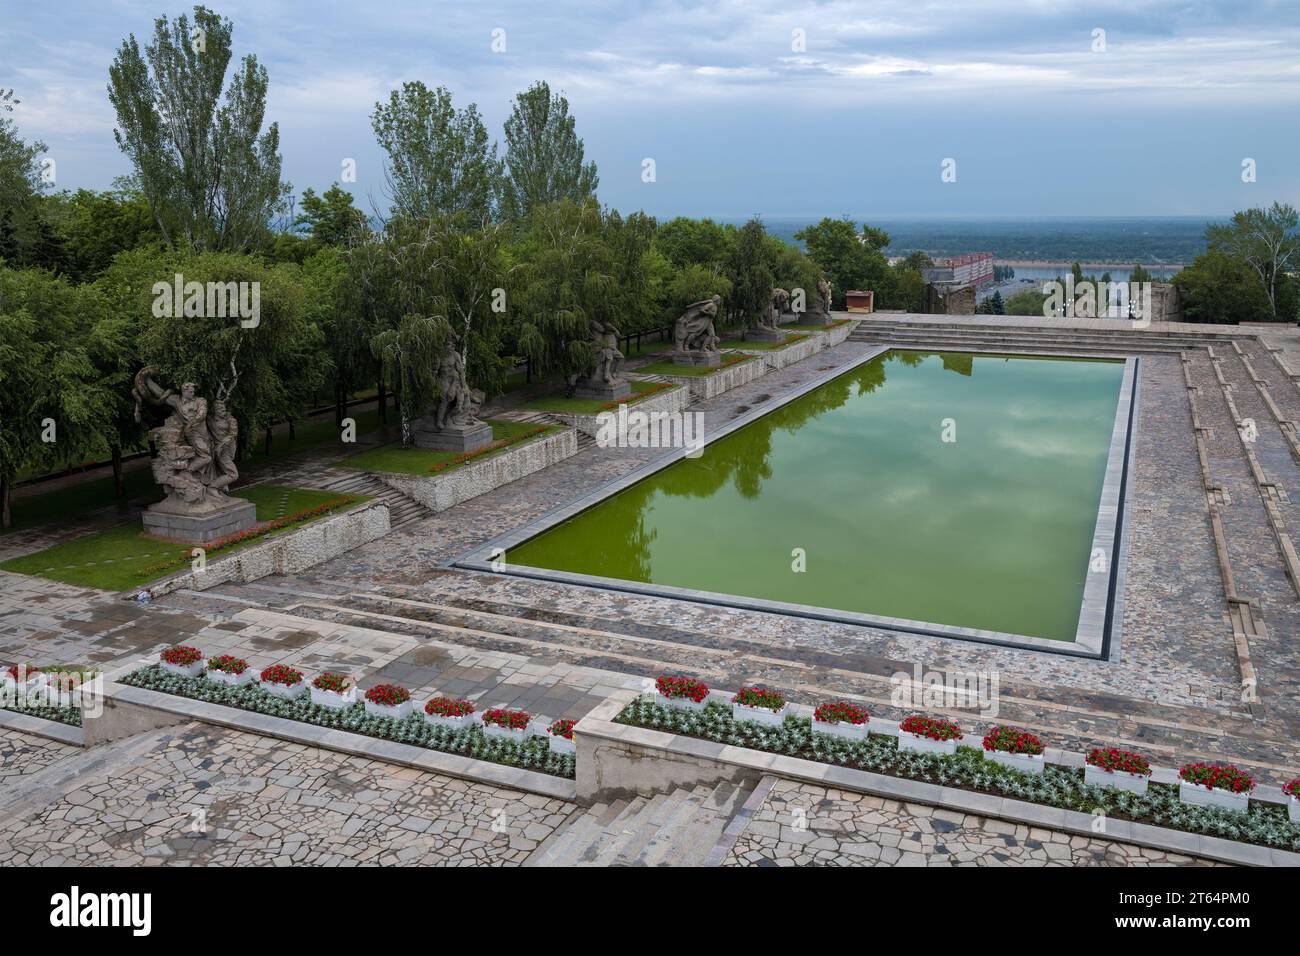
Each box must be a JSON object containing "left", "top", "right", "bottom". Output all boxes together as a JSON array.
[{"left": 370, "top": 313, "right": 450, "bottom": 447}]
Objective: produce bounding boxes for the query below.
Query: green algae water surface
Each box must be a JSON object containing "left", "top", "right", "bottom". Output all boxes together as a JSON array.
[{"left": 508, "top": 350, "right": 1125, "bottom": 642}]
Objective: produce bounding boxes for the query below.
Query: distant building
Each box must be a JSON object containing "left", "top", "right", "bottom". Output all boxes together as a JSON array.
[{"left": 922, "top": 252, "right": 995, "bottom": 289}]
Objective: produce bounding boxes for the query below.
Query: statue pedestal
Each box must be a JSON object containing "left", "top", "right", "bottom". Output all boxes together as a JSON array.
[
  {"left": 573, "top": 378, "right": 631, "bottom": 401},
  {"left": 670, "top": 350, "right": 722, "bottom": 368},
  {"left": 800, "top": 312, "right": 833, "bottom": 327},
  {"left": 411, "top": 417, "right": 494, "bottom": 453},
  {"left": 142, "top": 496, "right": 257, "bottom": 545},
  {"left": 746, "top": 327, "right": 785, "bottom": 343}
]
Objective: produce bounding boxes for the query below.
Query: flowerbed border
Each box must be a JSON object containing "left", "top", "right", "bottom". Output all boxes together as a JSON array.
[{"left": 583, "top": 689, "right": 1300, "bottom": 867}]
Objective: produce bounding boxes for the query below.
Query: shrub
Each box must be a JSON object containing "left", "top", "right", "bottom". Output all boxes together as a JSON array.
[
  {"left": 424, "top": 696, "right": 475, "bottom": 718},
  {"left": 1284, "top": 780, "right": 1300, "bottom": 799},
  {"left": 982, "top": 726, "right": 1045, "bottom": 756},
  {"left": 814, "top": 701, "right": 869, "bottom": 725},
  {"left": 732, "top": 686, "right": 785, "bottom": 712},
  {"left": 206, "top": 655, "right": 248, "bottom": 675},
  {"left": 482, "top": 708, "right": 531, "bottom": 730},
  {"left": 312, "top": 672, "right": 353, "bottom": 693},
  {"left": 899, "top": 714, "right": 962, "bottom": 741},
  {"left": 364, "top": 683, "right": 411, "bottom": 707},
  {"left": 1179, "top": 763, "right": 1254, "bottom": 793},
  {"left": 549, "top": 719, "right": 576, "bottom": 739},
  {"left": 260, "top": 664, "right": 303, "bottom": 687},
  {"left": 1086, "top": 747, "right": 1152, "bottom": 776},
  {"left": 160, "top": 646, "right": 202, "bottom": 667},
  {"left": 655, "top": 675, "right": 708, "bottom": 702}
]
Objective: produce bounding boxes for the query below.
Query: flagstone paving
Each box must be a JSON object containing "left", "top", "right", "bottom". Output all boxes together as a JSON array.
[
  {"left": 722, "top": 779, "right": 1224, "bottom": 867},
  {"left": 0, "top": 725, "right": 574, "bottom": 867}
]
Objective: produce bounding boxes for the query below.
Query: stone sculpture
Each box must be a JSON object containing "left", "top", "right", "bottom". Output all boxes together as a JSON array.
[
  {"left": 802, "top": 275, "right": 834, "bottom": 327},
  {"left": 413, "top": 344, "right": 492, "bottom": 452},
  {"left": 748, "top": 287, "right": 788, "bottom": 342},
  {"left": 671, "top": 294, "right": 723, "bottom": 366},
  {"left": 133, "top": 367, "right": 256, "bottom": 543},
  {"left": 571, "top": 319, "right": 630, "bottom": 400}
]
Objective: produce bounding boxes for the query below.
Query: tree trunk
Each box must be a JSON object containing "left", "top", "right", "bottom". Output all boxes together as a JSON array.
[
  {"left": 111, "top": 446, "right": 125, "bottom": 499},
  {"left": 335, "top": 383, "right": 345, "bottom": 427},
  {"left": 1, "top": 474, "right": 10, "bottom": 529},
  {"left": 263, "top": 427, "right": 273, "bottom": 457},
  {"left": 378, "top": 378, "right": 388, "bottom": 423},
  {"left": 148, "top": 439, "right": 157, "bottom": 459},
  {"left": 288, "top": 420, "right": 296, "bottom": 440}
]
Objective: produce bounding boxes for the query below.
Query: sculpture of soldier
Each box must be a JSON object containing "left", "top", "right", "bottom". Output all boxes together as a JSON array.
[
  {"left": 671, "top": 294, "right": 723, "bottom": 366},
  {"left": 413, "top": 343, "right": 493, "bottom": 452},
  {"left": 570, "top": 319, "right": 631, "bottom": 400}
]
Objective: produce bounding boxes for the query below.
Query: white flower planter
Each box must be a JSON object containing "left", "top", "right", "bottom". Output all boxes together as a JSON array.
[
  {"left": 548, "top": 734, "right": 576, "bottom": 756},
  {"left": 1178, "top": 781, "right": 1251, "bottom": 813},
  {"left": 897, "top": 729, "right": 959, "bottom": 757},
  {"left": 206, "top": 667, "right": 256, "bottom": 688},
  {"left": 261, "top": 680, "right": 307, "bottom": 701},
  {"left": 424, "top": 710, "right": 475, "bottom": 731},
  {"left": 986, "top": 750, "right": 1046, "bottom": 775},
  {"left": 310, "top": 684, "right": 357, "bottom": 709},
  {"left": 481, "top": 720, "right": 528, "bottom": 744},
  {"left": 813, "top": 717, "right": 870, "bottom": 741},
  {"left": 159, "top": 657, "right": 205, "bottom": 679},
  {"left": 363, "top": 697, "right": 413, "bottom": 719},
  {"left": 732, "top": 702, "right": 788, "bottom": 727},
  {"left": 3, "top": 670, "right": 48, "bottom": 694},
  {"left": 1084, "top": 764, "right": 1150, "bottom": 795},
  {"left": 655, "top": 690, "right": 706, "bottom": 712},
  {"left": 1289, "top": 795, "right": 1300, "bottom": 824}
]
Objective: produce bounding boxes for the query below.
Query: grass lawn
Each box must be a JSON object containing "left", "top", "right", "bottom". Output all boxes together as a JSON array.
[
  {"left": 519, "top": 379, "right": 674, "bottom": 415},
  {"left": 336, "top": 420, "right": 564, "bottom": 476},
  {"left": 635, "top": 354, "right": 756, "bottom": 377},
  {"left": 717, "top": 332, "right": 811, "bottom": 351},
  {"left": 0, "top": 485, "right": 366, "bottom": 592}
]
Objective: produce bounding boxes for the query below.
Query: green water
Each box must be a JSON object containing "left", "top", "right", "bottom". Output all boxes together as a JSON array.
[{"left": 508, "top": 350, "right": 1126, "bottom": 641}]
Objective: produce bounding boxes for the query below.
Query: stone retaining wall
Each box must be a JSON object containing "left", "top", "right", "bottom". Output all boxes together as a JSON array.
[
  {"left": 552, "top": 386, "right": 690, "bottom": 438},
  {"left": 379, "top": 427, "right": 578, "bottom": 512},
  {"left": 653, "top": 356, "right": 770, "bottom": 402},
  {"left": 153, "top": 503, "right": 391, "bottom": 596}
]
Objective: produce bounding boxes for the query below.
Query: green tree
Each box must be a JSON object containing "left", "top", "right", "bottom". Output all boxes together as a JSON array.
[
  {"left": 499, "top": 81, "right": 598, "bottom": 223},
  {"left": 1173, "top": 250, "right": 1275, "bottom": 325},
  {"left": 295, "top": 184, "right": 368, "bottom": 248},
  {"left": 1205, "top": 203, "right": 1300, "bottom": 321},
  {"left": 0, "top": 88, "right": 50, "bottom": 267},
  {"left": 656, "top": 217, "right": 732, "bottom": 269},
  {"left": 1004, "top": 287, "right": 1048, "bottom": 316},
  {"left": 371, "top": 82, "right": 498, "bottom": 223},
  {"left": 725, "top": 218, "right": 774, "bottom": 329},
  {"left": 38, "top": 187, "right": 161, "bottom": 281},
  {"left": 108, "top": 5, "right": 287, "bottom": 252},
  {"left": 794, "top": 217, "right": 894, "bottom": 308}
]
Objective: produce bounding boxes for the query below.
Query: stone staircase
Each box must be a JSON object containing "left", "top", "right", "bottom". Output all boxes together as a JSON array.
[
  {"left": 263, "top": 469, "right": 431, "bottom": 530},
  {"left": 524, "top": 780, "right": 753, "bottom": 867},
  {"left": 849, "top": 320, "right": 1246, "bottom": 354}
]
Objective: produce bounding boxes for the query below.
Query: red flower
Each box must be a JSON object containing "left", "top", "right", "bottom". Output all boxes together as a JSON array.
[
  {"left": 814, "top": 701, "right": 869, "bottom": 725},
  {"left": 424, "top": 696, "right": 475, "bottom": 718},
  {"left": 481, "top": 708, "right": 531, "bottom": 730},
  {"left": 732, "top": 686, "right": 786, "bottom": 712},
  {"left": 6, "top": 664, "right": 41, "bottom": 682},
  {"left": 549, "top": 719, "right": 577, "bottom": 739},
  {"left": 1283, "top": 779, "right": 1300, "bottom": 799},
  {"left": 312, "top": 672, "right": 353, "bottom": 693},
  {"left": 1178, "top": 762, "right": 1254, "bottom": 793},
  {"left": 655, "top": 675, "right": 708, "bottom": 702},
  {"left": 899, "top": 714, "right": 962, "bottom": 742},
  {"left": 260, "top": 664, "right": 303, "bottom": 687},
  {"left": 982, "top": 726, "right": 1045, "bottom": 756},
  {"left": 364, "top": 683, "right": 411, "bottom": 707},
  {"left": 206, "top": 655, "right": 248, "bottom": 675},
  {"left": 1086, "top": 747, "right": 1152, "bottom": 776},
  {"left": 160, "top": 646, "right": 202, "bottom": 667}
]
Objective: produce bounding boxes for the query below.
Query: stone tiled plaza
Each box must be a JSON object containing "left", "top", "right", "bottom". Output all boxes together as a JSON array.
[{"left": 4, "top": 314, "right": 1300, "bottom": 867}]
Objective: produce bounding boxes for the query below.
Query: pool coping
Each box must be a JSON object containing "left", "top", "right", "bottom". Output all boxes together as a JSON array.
[{"left": 452, "top": 344, "right": 1137, "bottom": 659}]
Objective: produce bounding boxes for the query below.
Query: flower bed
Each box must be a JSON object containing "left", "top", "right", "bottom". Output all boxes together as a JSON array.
[
  {"left": 259, "top": 664, "right": 306, "bottom": 700},
  {"left": 206, "top": 655, "right": 255, "bottom": 687},
  {"left": 655, "top": 675, "right": 709, "bottom": 712},
  {"left": 982, "top": 726, "right": 1046, "bottom": 775},
  {"left": 548, "top": 718, "right": 577, "bottom": 756},
  {"left": 424, "top": 696, "right": 475, "bottom": 731},
  {"left": 898, "top": 714, "right": 963, "bottom": 756},
  {"left": 160, "top": 646, "right": 205, "bottom": 678},
  {"left": 731, "top": 687, "right": 788, "bottom": 727},
  {"left": 1085, "top": 748, "right": 1153, "bottom": 795},
  {"left": 614, "top": 696, "right": 1300, "bottom": 852},
  {"left": 310, "top": 672, "right": 356, "bottom": 709},
  {"left": 0, "top": 664, "right": 84, "bottom": 726},
  {"left": 119, "top": 665, "right": 573, "bottom": 778},
  {"left": 1179, "top": 763, "right": 1254, "bottom": 813},
  {"left": 481, "top": 708, "right": 531, "bottom": 744},
  {"left": 813, "top": 701, "right": 870, "bottom": 741},
  {"left": 363, "top": 683, "right": 413, "bottom": 719}
]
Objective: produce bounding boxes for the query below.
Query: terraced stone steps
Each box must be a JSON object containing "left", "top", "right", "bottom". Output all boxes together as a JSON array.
[
  {"left": 249, "top": 469, "right": 432, "bottom": 530},
  {"left": 523, "top": 781, "right": 752, "bottom": 867},
  {"left": 849, "top": 328, "right": 1216, "bottom": 355}
]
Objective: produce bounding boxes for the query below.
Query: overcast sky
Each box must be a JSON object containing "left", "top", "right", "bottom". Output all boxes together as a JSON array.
[{"left": 3, "top": 0, "right": 1297, "bottom": 219}]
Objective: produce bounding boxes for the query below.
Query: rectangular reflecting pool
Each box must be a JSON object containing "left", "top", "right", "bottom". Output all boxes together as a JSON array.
[{"left": 462, "top": 349, "right": 1135, "bottom": 652}]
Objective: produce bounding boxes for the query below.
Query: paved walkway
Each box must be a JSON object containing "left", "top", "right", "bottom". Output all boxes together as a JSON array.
[{"left": 723, "top": 779, "right": 1224, "bottom": 867}]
